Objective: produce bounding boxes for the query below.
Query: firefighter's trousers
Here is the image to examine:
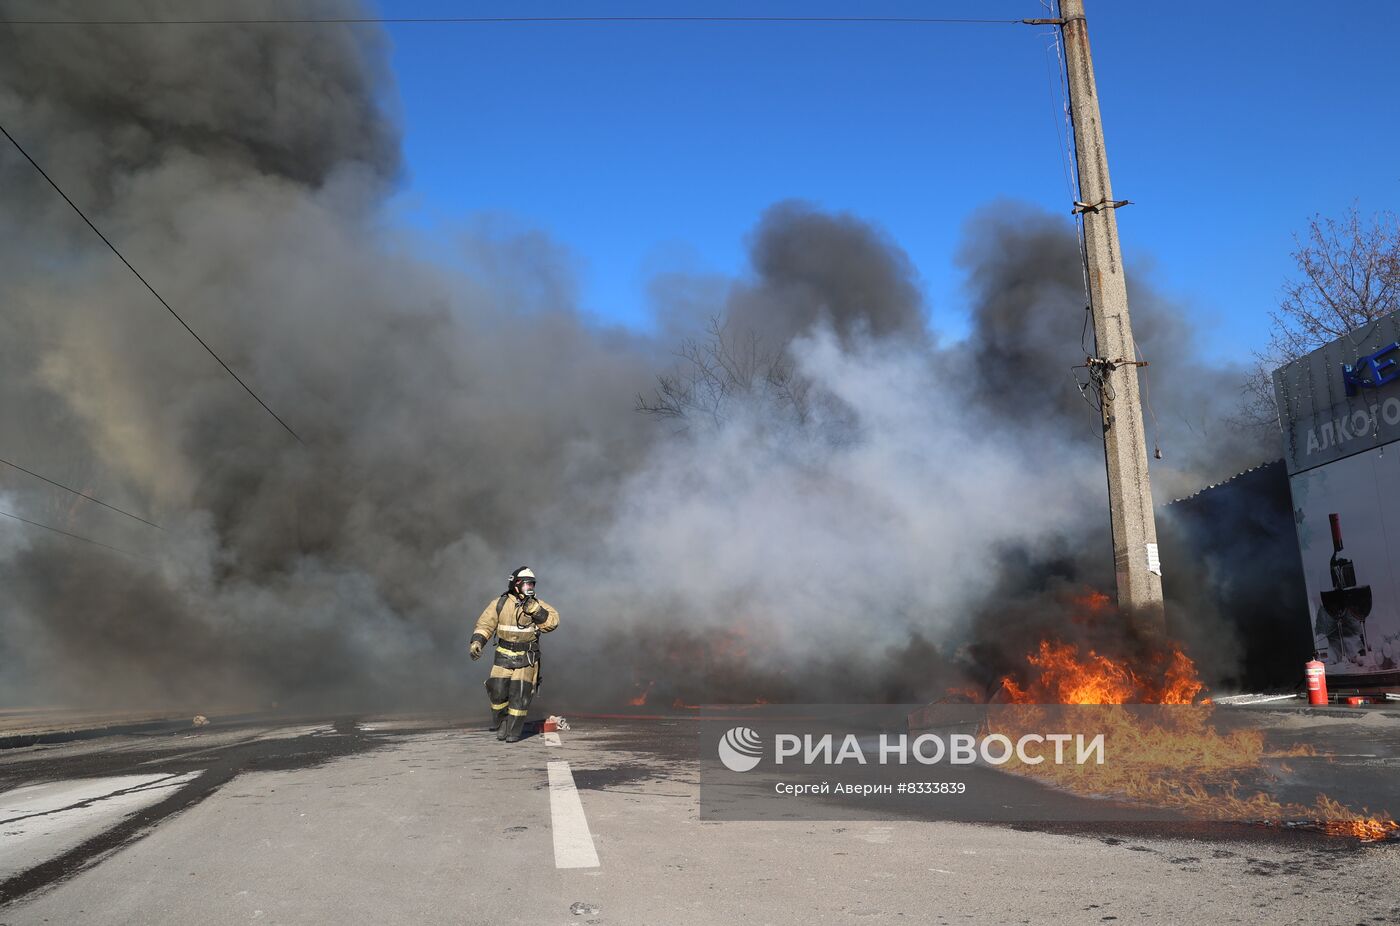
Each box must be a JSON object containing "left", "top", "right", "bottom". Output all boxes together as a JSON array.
[{"left": 484, "top": 650, "right": 540, "bottom": 742}]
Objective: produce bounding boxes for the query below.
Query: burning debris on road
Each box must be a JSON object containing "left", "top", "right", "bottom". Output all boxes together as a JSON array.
[{"left": 964, "top": 594, "right": 1400, "bottom": 842}]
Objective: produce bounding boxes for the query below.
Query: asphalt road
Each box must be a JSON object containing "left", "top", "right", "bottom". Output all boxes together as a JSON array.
[{"left": 2, "top": 713, "right": 1399, "bottom": 925}]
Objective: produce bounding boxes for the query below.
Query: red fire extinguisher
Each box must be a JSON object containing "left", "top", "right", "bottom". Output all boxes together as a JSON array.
[{"left": 1305, "top": 659, "right": 1328, "bottom": 705}]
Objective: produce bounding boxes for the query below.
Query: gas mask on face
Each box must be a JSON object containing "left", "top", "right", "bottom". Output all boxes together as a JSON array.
[{"left": 508, "top": 566, "right": 538, "bottom": 598}]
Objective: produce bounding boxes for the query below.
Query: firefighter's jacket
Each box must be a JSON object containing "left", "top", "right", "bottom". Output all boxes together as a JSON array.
[{"left": 471, "top": 594, "right": 559, "bottom": 672}]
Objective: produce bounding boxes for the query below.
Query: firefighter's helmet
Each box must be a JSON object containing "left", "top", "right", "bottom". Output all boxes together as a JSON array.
[{"left": 509, "top": 566, "right": 537, "bottom": 595}]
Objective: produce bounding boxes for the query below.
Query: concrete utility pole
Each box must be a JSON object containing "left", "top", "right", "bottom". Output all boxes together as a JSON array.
[{"left": 1057, "top": 0, "right": 1165, "bottom": 625}]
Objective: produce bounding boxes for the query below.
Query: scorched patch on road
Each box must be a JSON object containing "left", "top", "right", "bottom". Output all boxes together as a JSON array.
[{"left": 0, "top": 719, "right": 389, "bottom": 906}]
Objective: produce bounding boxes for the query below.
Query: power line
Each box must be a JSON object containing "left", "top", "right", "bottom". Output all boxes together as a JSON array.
[
  {"left": 0, "top": 121, "right": 304, "bottom": 444},
  {"left": 0, "top": 508, "right": 145, "bottom": 559},
  {"left": 1, "top": 16, "right": 1024, "bottom": 26},
  {"left": 0, "top": 456, "right": 163, "bottom": 530}
]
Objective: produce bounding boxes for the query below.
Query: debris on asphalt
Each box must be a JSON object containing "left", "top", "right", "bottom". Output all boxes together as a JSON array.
[
  {"left": 192, "top": 715, "right": 209, "bottom": 727},
  {"left": 569, "top": 901, "right": 599, "bottom": 915},
  {"left": 1210, "top": 693, "right": 1300, "bottom": 705}
]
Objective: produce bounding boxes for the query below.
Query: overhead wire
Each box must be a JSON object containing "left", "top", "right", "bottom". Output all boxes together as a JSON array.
[
  {"left": 0, "top": 4, "right": 1181, "bottom": 582},
  {"left": 1042, "top": 0, "right": 1102, "bottom": 416},
  {"left": 0, "top": 121, "right": 304, "bottom": 445},
  {"left": 1, "top": 15, "right": 1025, "bottom": 26},
  {"left": 0, "top": 508, "right": 146, "bottom": 559},
  {"left": 0, "top": 456, "right": 163, "bottom": 530},
  {"left": 1031, "top": 5, "right": 1091, "bottom": 326},
  {"left": 1040, "top": 0, "right": 1096, "bottom": 351},
  {"left": 0, "top": 8, "right": 1042, "bottom": 464},
  {"left": 1036, "top": 0, "right": 1078, "bottom": 209},
  {"left": 0, "top": 12, "right": 1034, "bottom": 454},
  {"left": 1040, "top": 1, "right": 1161, "bottom": 457},
  {"left": 1038, "top": 0, "right": 1107, "bottom": 430}
]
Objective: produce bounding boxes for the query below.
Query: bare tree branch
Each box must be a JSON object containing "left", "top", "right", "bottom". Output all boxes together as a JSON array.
[
  {"left": 636, "top": 317, "right": 810, "bottom": 429},
  {"left": 1244, "top": 205, "right": 1400, "bottom": 427}
]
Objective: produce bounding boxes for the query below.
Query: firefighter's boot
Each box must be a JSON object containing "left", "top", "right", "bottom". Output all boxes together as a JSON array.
[
  {"left": 486, "top": 677, "right": 510, "bottom": 733},
  {"left": 503, "top": 679, "right": 534, "bottom": 743},
  {"left": 500, "top": 712, "right": 525, "bottom": 742}
]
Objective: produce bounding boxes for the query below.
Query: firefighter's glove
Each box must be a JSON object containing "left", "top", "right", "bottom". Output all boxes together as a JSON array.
[
  {"left": 530, "top": 605, "right": 549, "bottom": 625},
  {"left": 469, "top": 640, "right": 483, "bottom": 660}
]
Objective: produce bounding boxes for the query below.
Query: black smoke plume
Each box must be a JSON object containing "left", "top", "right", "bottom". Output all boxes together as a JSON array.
[{"left": 0, "top": 3, "right": 1300, "bottom": 713}]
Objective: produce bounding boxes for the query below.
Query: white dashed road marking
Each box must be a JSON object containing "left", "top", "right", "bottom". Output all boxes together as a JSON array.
[{"left": 546, "top": 760, "right": 599, "bottom": 869}]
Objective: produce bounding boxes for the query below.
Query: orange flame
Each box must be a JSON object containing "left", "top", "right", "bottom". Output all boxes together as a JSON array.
[
  {"left": 1068, "top": 590, "right": 1113, "bottom": 625},
  {"left": 1322, "top": 815, "right": 1399, "bottom": 840},
  {"left": 626, "top": 680, "right": 655, "bottom": 706},
  {"left": 1000, "top": 640, "right": 1204, "bottom": 705},
  {"left": 993, "top": 618, "right": 1396, "bottom": 840},
  {"left": 943, "top": 686, "right": 984, "bottom": 703}
]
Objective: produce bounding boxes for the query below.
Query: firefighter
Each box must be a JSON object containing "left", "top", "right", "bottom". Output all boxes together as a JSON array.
[{"left": 469, "top": 566, "right": 559, "bottom": 742}]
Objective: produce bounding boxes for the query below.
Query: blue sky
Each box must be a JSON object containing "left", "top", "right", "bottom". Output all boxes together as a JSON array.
[{"left": 379, "top": 0, "right": 1400, "bottom": 362}]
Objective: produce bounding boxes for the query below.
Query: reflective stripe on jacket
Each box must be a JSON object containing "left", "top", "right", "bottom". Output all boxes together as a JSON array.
[{"left": 472, "top": 594, "right": 560, "bottom": 652}]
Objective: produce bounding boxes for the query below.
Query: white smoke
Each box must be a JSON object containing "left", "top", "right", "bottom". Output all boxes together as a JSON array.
[{"left": 581, "top": 327, "right": 1104, "bottom": 647}]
